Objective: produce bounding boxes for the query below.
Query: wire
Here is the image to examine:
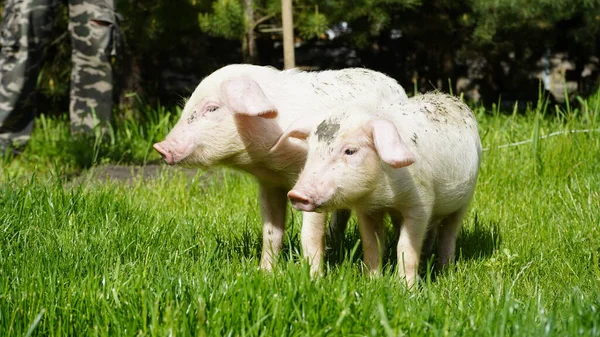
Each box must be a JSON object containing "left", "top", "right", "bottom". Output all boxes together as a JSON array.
[{"left": 482, "top": 129, "right": 599, "bottom": 152}]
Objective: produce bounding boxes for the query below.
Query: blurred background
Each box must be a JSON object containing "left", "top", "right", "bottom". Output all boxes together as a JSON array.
[{"left": 2, "top": 0, "right": 600, "bottom": 116}]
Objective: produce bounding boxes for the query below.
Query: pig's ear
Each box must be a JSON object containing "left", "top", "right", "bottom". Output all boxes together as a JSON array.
[
  {"left": 221, "top": 77, "right": 278, "bottom": 118},
  {"left": 270, "top": 118, "right": 315, "bottom": 152},
  {"left": 369, "top": 119, "right": 415, "bottom": 168}
]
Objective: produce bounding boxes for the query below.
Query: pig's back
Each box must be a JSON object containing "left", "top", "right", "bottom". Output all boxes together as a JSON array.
[
  {"left": 393, "top": 94, "right": 481, "bottom": 214},
  {"left": 313, "top": 68, "right": 408, "bottom": 103},
  {"left": 259, "top": 68, "right": 408, "bottom": 129}
]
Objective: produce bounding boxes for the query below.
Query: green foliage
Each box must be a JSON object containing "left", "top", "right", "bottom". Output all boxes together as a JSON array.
[
  {"left": 198, "top": 0, "right": 247, "bottom": 39},
  {"left": 118, "top": 0, "right": 208, "bottom": 52},
  {"left": 296, "top": 7, "right": 329, "bottom": 39},
  {"left": 304, "top": 0, "right": 420, "bottom": 47},
  {"left": 1, "top": 0, "right": 599, "bottom": 110},
  {"left": 469, "top": 0, "right": 600, "bottom": 47},
  {"left": 196, "top": 0, "right": 422, "bottom": 46},
  {"left": 316, "top": 0, "right": 421, "bottom": 24}
]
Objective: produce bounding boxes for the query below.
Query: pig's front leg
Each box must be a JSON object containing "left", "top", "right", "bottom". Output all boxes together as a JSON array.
[
  {"left": 301, "top": 211, "right": 328, "bottom": 276},
  {"left": 258, "top": 184, "right": 288, "bottom": 271},
  {"left": 357, "top": 211, "right": 385, "bottom": 275}
]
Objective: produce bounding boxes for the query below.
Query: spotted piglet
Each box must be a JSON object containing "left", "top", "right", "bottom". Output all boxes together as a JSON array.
[{"left": 276, "top": 93, "right": 482, "bottom": 286}]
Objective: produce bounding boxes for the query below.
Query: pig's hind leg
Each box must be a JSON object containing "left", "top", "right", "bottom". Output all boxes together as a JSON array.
[
  {"left": 437, "top": 207, "right": 469, "bottom": 266},
  {"left": 420, "top": 220, "right": 440, "bottom": 267}
]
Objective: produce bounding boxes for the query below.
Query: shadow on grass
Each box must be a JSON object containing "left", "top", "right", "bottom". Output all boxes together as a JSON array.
[
  {"left": 208, "top": 212, "right": 502, "bottom": 279},
  {"left": 456, "top": 213, "right": 502, "bottom": 262},
  {"left": 419, "top": 213, "right": 501, "bottom": 282},
  {"left": 213, "top": 225, "right": 263, "bottom": 263},
  {"left": 323, "top": 212, "right": 501, "bottom": 279},
  {"left": 325, "top": 221, "right": 363, "bottom": 267},
  {"left": 210, "top": 213, "right": 363, "bottom": 268}
]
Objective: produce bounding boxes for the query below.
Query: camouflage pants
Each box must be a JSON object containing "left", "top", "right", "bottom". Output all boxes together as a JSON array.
[{"left": 0, "top": 0, "right": 118, "bottom": 150}]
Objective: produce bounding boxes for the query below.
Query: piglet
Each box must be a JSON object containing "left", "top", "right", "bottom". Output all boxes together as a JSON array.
[{"left": 279, "top": 93, "right": 482, "bottom": 286}]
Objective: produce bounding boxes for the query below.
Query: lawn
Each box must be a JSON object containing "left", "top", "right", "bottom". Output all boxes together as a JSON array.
[{"left": 1, "top": 94, "right": 599, "bottom": 336}]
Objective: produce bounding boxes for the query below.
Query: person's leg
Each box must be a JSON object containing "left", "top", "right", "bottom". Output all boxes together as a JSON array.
[
  {"left": 0, "top": 0, "right": 58, "bottom": 151},
  {"left": 68, "top": 0, "right": 117, "bottom": 134}
]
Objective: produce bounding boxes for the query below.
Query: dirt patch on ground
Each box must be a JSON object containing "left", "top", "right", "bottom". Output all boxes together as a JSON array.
[
  {"left": 69, "top": 164, "right": 200, "bottom": 186},
  {"left": 94, "top": 164, "right": 198, "bottom": 181}
]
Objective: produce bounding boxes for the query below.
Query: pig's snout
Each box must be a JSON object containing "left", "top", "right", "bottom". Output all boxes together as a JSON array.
[
  {"left": 153, "top": 142, "right": 175, "bottom": 165},
  {"left": 287, "top": 189, "right": 318, "bottom": 212}
]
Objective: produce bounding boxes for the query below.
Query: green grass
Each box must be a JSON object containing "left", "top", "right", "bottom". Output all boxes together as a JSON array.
[
  {"left": 0, "top": 101, "right": 178, "bottom": 177},
  {"left": 1, "top": 93, "right": 599, "bottom": 336}
]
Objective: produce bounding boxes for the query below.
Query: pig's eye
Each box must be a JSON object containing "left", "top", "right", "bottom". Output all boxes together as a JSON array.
[
  {"left": 344, "top": 148, "right": 357, "bottom": 155},
  {"left": 206, "top": 105, "right": 219, "bottom": 113}
]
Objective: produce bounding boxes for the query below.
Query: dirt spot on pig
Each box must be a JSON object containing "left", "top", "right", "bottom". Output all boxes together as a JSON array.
[{"left": 315, "top": 119, "right": 340, "bottom": 145}]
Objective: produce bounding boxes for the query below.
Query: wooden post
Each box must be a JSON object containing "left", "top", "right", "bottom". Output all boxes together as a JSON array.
[
  {"left": 243, "top": 0, "right": 257, "bottom": 64},
  {"left": 281, "top": 0, "right": 295, "bottom": 69}
]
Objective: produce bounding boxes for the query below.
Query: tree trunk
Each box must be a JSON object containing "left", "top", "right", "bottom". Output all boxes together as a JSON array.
[
  {"left": 281, "top": 0, "right": 295, "bottom": 69},
  {"left": 118, "top": 53, "right": 143, "bottom": 115},
  {"left": 242, "top": 0, "right": 257, "bottom": 64}
]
